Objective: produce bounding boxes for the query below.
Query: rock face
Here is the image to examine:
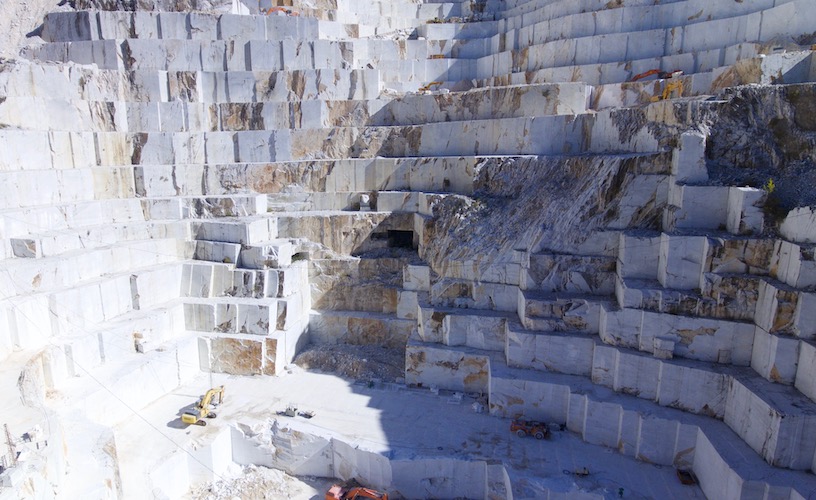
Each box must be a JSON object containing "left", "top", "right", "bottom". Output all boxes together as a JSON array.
[{"left": 2, "top": 0, "right": 816, "bottom": 498}]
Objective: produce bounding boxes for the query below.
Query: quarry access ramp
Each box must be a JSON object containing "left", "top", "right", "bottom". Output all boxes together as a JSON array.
[{"left": 1, "top": 0, "right": 816, "bottom": 498}]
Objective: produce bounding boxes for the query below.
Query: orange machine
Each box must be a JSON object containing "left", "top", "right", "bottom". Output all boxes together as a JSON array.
[
  {"left": 510, "top": 419, "right": 551, "bottom": 440},
  {"left": 325, "top": 483, "right": 388, "bottom": 500},
  {"left": 630, "top": 68, "right": 683, "bottom": 81}
]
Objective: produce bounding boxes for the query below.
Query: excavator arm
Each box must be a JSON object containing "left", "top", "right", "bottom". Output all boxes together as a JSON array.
[
  {"left": 200, "top": 385, "right": 225, "bottom": 409},
  {"left": 630, "top": 68, "right": 683, "bottom": 82}
]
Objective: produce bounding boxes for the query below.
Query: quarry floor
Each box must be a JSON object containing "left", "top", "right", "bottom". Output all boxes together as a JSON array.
[{"left": 115, "top": 366, "right": 708, "bottom": 499}]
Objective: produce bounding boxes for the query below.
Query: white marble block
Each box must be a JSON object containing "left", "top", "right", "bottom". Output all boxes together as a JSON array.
[
  {"left": 671, "top": 131, "right": 708, "bottom": 183},
  {"left": 727, "top": 186, "right": 765, "bottom": 235},
  {"left": 658, "top": 234, "right": 708, "bottom": 290}
]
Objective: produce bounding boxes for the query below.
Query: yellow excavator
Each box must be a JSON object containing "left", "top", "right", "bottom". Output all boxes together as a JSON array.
[{"left": 181, "top": 386, "right": 225, "bottom": 426}]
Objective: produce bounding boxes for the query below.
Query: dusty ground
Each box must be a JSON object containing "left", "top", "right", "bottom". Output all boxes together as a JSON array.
[
  {"left": 189, "top": 465, "right": 335, "bottom": 500},
  {"left": 293, "top": 343, "right": 405, "bottom": 383},
  {"left": 117, "top": 368, "right": 712, "bottom": 500}
]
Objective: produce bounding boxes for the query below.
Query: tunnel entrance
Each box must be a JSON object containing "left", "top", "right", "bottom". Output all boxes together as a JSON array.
[{"left": 387, "top": 230, "right": 414, "bottom": 248}]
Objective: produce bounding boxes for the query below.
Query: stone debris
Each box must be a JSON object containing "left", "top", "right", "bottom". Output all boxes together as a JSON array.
[
  {"left": 294, "top": 343, "right": 405, "bottom": 383},
  {"left": 191, "top": 464, "right": 332, "bottom": 500}
]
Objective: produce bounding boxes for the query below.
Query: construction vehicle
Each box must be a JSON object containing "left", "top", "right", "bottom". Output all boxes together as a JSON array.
[
  {"left": 653, "top": 79, "right": 684, "bottom": 101},
  {"left": 325, "top": 480, "right": 388, "bottom": 500},
  {"left": 418, "top": 81, "right": 443, "bottom": 92},
  {"left": 630, "top": 68, "right": 683, "bottom": 81},
  {"left": 511, "top": 419, "right": 550, "bottom": 440},
  {"left": 181, "top": 386, "right": 225, "bottom": 426},
  {"left": 628, "top": 68, "right": 685, "bottom": 101},
  {"left": 261, "top": 5, "right": 299, "bottom": 16}
]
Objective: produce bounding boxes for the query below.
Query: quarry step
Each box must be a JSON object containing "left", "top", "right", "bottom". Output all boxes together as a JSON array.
[
  {"left": 191, "top": 238, "right": 298, "bottom": 269},
  {"left": 0, "top": 261, "right": 188, "bottom": 358},
  {"left": 599, "top": 302, "right": 756, "bottom": 365},
  {"left": 618, "top": 230, "right": 777, "bottom": 283},
  {"left": 0, "top": 113, "right": 687, "bottom": 166},
  {"left": 487, "top": 358, "right": 816, "bottom": 499},
  {"left": 405, "top": 334, "right": 500, "bottom": 393},
  {"left": 428, "top": 277, "right": 518, "bottom": 312},
  {"left": 0, "top": 238, "right": 189, "bottom": 297},
  {"left": 309, "top": 309, "right": 414, "bottom": 349},
  {"left": 26, "top": 10, "right": 807, "bottom": 92},
  {"left": 0, "top": 166, "right": 134, "bottom": 210},
  {"left": 40, "top": 6, "right": 462, "bottom": 42},
  {"left": 504, "top": 0, "right": 773, "bottom": 37},
  {"left": 183, "top": 295, "right": 301, "bottom": 335},
  {"left": 190, "top": 216, "right": 276, "bottom": 245},
  {"left": 310, "top": 255, "right": 407, "bottom": 283},
  {"left": 312, "top": 283, "right": 403, "bottom": 314},
  {"left": 0, "top": 64, "right": 381, "bottom": 104},
  {"left": 40, "top": 297, "right": 190, "bottom": 385},
  {"left": 9, "top": 220, "right": 189, "bottom": 259},
  {"left": 54, "top": 332, "right": 200, "bottom": 426},
  {"left": 19, "top": 2, "right": 811, "bottom": 95},
  {"left": 612, "top": 278, "right": 814, "bottom": 390},
  {"left": 238, "top": 238, "right": 305, "bottom": 269},
  {"left": 41, "top": 10, "right": 417, "bottom": 43},
  {"left": 416, "top": 306, "right": 516, "bottom": 351},
  {"left": 0, "top": 199, "right": 153, "bottom": 238},
  {"left": 502, "top": 326, "right": 816, "bottom": 471},
  {"left": 524, "top": 252, "right": 617, "bottom": 295},
  {"left": 136, "top": 156, "right": 481, "bottom": 197},
  {"left": 9, "top": 50, "right": 781, "bottom": 115},
  {"left": 492, "top": 0, "right": 687, "bottom": 22},
  {"left": 29, "top": 38, "right": 472, "bottom": 73},
  {"left": 464, "top": 42, "right": 767, "bottom": 89},
  {"left": 266, "top": 201, "right": 311, "bottom": 213},
  {"left": 420, "top": 0, "right": 801, "bottom": 49},
  {"left": 664, "top": 183, "right": 765, "bottom": 235},
  {"left": 519, "top": 290, "right": 614, "bottom": 334},
  {"left": 412, "top": 326, "right": 816, "bottom": 474},
  {"left": 615, "top": 275, "right": 760, "bottom": 323},
  {"left": 0, "top": 82, "right": 588, "bottom": 133},
  {"left": 182, "top": 260, "right": 308, "bottom": 299}
]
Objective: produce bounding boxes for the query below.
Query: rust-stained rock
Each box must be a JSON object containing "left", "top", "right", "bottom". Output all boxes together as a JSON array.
[
  {"left": 209, "top": 336, "right": 263, "bottom": 376},
  {"left": 675, "top": 327, "right": 717, "bottom": 346},
  {"left": 405, "top": 343, "right": 490, "bottom": 393},
  {"left": 347, "top": 317, "right": 387, "bottom": 345},
  {"left": 263, "top": 337, "right": 278, "bottom": 376},
  {"left": 709, "top": 238, "right": 774, "bottom": 275}
]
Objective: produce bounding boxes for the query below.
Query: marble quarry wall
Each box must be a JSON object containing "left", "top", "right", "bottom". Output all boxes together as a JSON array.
[{"left": 2, "top": 0, "right": 816, "bottom": 498}]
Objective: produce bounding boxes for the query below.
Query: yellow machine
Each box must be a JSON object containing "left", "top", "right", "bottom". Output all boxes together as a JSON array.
[
  {"left": 418, "top": 81, "right": 443, "bottom": 92},
  {"left": 181, "top": 386, "right": 225, "bottom": 426},
  {"left": 652, "top": 79, "right": 684, "bottom": 102}
]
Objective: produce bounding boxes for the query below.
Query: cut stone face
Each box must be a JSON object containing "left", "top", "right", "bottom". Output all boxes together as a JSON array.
[{"left": 4, "top": 0, "right": 816, "bottom": 498}]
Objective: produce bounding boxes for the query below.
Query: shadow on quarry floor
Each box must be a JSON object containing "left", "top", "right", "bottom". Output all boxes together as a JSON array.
[
  {"left": 152, "top": 369, "right": 705, "bottom": 499},
  {"left": 165, "top": 400, "right": 209, "bottom": 429}
]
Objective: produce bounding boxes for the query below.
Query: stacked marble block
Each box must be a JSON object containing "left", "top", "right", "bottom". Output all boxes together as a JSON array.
[
  {"left": 405, "top": 253, "right": 523, "bottom": 393},
  {"left": 29, "top": 6, "right": 816, "bottom": 165},
  {"left": 183, "top": 215, "right": 311, "bottom": 376},
  {"left": 0, "top": 197, "right": 203, "bottom": 426},
  {"left": 400, "top": 131, "right": 816, "bottom": 495},
  {"left": 28, "top": 2, "right": 816, "bottom": 130},
  {"left": 308, "top": 258, "right": 414, "bottom": 350},
  {"left": 31, "top": 9, "right": 470, "bottom": 90},
  {"left": 414, "top": 0, "right": 816, "bottom": 88}
]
